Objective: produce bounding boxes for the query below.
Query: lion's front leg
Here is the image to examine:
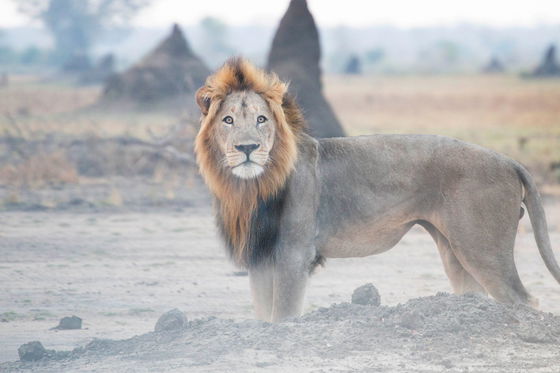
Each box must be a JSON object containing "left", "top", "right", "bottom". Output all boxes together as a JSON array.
[
  {"left": 270, "top": 252, "right": 312, "bottom": 322},
  {"left": 249, "top": 266, "right": 274, "bottom": 322}
]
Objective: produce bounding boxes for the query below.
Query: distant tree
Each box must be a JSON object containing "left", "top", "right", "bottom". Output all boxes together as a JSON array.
[
  {"left": 365, "top": 48, "right": 384, "bottom": 64},
  {"left": 418, "top": 40, "right": 464, "bottom": 72},
  {"left": 435, "top": 40, "right": 461, "bottom": 66},
  {"left": 15, "top": 0, "right": 150, "bottom": 66},
  {"left": 20, "top": 46, "right": 46, "bottom": 65},
  {"left": 0, "top": 47, "right": 17, "bottom": 65},
  {"left": 198, "top": 16, "right": 235, "bottom": 65}
]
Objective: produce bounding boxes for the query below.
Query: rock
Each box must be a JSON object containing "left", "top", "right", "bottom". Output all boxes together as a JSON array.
[
  {"left": 267, "top": 0, "right": 345, "bottom": 138},
  {"left": 54, "top": 315, "right": 82, "bottom": 330},
  {"left": 154, "top": 309, "right": 188, "bottom": 332},
  {"left": 18, "top": 341, "right": 47, "bottom": 361},
  {"left": 351, "top": 283, "right": 381, "bottom": 306}
]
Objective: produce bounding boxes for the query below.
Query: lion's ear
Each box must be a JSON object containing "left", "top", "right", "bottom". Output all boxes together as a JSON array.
[{"left": 196, "top": 86, "right": 211, "bottom": 115}]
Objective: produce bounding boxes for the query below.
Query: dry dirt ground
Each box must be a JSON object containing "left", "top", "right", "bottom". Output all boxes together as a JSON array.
[
  {"left": 0, "top": 196, "right": 560, "bottom": 372},
  {"left": 1, "top": 74, "right": 559, "bottom": 371}
]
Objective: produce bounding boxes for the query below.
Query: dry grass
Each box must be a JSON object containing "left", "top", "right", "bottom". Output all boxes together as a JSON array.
[
  {"left": 0, "top": 151, "right": 78, "bottom": 188},
  {"left": 0, "top": 77, "right": 180, "bottom": 140},
  {"left": 324, "top": 74, "right": 560, "bottom": 181},
  {"left": 0, "top": 74, "right": 559, "bottom": 188},
  {"left": 0, "top": 78, "right": 196, "bottom": 193},
  {"left": 0, "top": 76, "right": 100, "bottom": 116},
  {"left": 0, "top": 109, "right": 179, "bottom": 141}
]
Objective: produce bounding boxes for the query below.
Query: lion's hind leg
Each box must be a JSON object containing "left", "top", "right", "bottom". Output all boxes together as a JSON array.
[
  {"left": 449, "top": 235, "right": 538, "bottom": 307},
  {"left": 421, "top": 222, "right": 487, "bottom": 295},
  {"left": 437, "top": 197, "right": 538, "bottom": 307}
]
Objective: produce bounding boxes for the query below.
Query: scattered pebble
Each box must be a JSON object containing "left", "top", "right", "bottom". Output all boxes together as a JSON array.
[
  {"left": 351, "top": 283, "right": 381, "bottom": 306},
  {"left": 154, "top": 309, "right": 188, "bottom": 332},
  {"left": 18, "top": 341, "right": 47, "bottom": 362},
  {"left": 53, "top": 315, "right": 82, "bottom": 330}
]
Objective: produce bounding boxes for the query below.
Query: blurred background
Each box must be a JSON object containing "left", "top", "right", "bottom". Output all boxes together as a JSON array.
[
  {"left": 0, "top": 0, "right": 559, "bottom": 206},
  {"left": 1, "top": 0, "right": 560, "bottom": 365}
]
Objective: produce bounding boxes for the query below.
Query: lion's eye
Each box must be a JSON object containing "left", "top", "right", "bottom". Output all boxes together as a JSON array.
[
  {"left": 256, "top": 115, "right": 268, "bottom": 125},
  {"left": 223, "top": 116, "right": 234, "bottom": 125}
]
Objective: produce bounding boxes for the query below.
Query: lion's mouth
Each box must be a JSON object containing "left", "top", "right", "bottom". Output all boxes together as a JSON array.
[
  {"left": 232, "top": 161, "right": 264, "bottom": 179},
  {"left": 232, "top": 159, "right": 255, "bottom": 168}
]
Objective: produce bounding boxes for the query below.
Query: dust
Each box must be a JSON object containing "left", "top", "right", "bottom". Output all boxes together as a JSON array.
[{"left": 3, "top": 292, "right": 560, "bottom": 372}]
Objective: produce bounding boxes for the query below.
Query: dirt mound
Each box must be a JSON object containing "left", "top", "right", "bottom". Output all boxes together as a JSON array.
[
  {"left": 99, "top": 24, "right": 210, "bottom": 109},
  {"left": 344, "top": 55, "right": 362, "bottom": 75},
  {"left": 482, "top": 57, "right": 505, "bottom": 73},
  {"left": 531, "top": 45, "right": 560, "bottom": 77},
  {"left": 4, "top": 293, "right": 560, "bottom": 372},
  {"left": 267, "top": 0, "right": 345, "bottom": 138}
]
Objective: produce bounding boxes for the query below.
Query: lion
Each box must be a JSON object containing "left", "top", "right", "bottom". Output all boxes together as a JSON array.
[{"left": 194, "top": 58, "right": 560, "bottom": 322}]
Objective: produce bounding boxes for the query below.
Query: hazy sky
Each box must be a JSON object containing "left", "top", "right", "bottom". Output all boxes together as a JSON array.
[{"left": 2, "top": 0, "right": 560, "bottom": 28}]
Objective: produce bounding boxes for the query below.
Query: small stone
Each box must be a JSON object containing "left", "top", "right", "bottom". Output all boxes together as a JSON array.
[
  {"left": 54, "top": 315, "right": 82, "bottom": 330},
  {"left": 155, "top": 309, "right": 187, "bottom": 332},
  {"left": 18, "top": 341, "right": 46, "bottom": 361},
  {"left": 351, "top": 283, "right": 381, "bottom": 306}
]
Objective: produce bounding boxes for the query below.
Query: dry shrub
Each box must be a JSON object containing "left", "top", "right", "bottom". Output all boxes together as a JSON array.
[{"left": 0, "top": 151, "right": 78, "bottom": 188}]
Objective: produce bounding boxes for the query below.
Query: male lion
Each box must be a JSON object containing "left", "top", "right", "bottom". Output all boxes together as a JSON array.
[{"left": 195, "top": 58, "right": 560, "bottom": 322}]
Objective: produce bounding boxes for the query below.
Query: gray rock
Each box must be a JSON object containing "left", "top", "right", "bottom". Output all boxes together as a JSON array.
[
  {"left": 155, "top": 309, "right": 187, "bottom": 332},
  {"left": 351, "top": 283, "right": 381, "bottom": 306},
  {"left": 54, "top": 315, "right": 82, "bottom": 330},
  {"left": 18, "top": 341, "right": 46, "bottom": 361}
]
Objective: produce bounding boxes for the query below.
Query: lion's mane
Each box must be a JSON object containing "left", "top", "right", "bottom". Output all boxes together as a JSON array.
[{"left": 195, "top": 58, "right": 306, "bottom": 267}]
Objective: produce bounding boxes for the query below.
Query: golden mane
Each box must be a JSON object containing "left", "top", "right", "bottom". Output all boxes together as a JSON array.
[{"left": 194, "top": 58, "right": 306, "bottom": 267}]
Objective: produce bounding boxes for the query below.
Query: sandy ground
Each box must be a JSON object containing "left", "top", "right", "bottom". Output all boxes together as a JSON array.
[{"left": 1, "top": 199, "right": 560, "bottom": 371}]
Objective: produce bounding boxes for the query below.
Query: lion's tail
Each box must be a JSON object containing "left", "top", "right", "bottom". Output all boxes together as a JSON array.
[{"left": 515, "top": 163, "right": 560, "bottom": 284}]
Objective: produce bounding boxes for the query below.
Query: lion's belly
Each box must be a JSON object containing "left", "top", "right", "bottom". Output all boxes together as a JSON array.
[{"left": 317, "top": 222, "right": 413, "bottom": 258}]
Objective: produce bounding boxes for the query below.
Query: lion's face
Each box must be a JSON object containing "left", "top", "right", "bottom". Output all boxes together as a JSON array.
[{"left": 212, "top": 91, "right": 276, "bottom": 179}]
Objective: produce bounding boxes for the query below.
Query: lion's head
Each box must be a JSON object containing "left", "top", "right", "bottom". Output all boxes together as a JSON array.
[{"left": 194, "top": 58, "right": 305, "bottom": 266}]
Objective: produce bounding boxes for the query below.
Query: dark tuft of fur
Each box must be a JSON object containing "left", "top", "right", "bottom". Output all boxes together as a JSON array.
[
  {"left": 247, "top": 187, "right": 288, "bottom": 267},
  {"left": 229, "top": 57, "right": 253, "bottom": 91},
  {"left": 216, "top": 186, "right": 288, "bottom": 269}
]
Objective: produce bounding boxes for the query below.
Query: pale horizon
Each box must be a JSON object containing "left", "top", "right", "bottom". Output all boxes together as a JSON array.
[{"left": 2, "top": 0, "right": 560, "bottom": 29}]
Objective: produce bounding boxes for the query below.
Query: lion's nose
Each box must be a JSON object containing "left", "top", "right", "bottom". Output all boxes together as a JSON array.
[{"left": 235, "top": 143, "right": 260, "bottom": 156}]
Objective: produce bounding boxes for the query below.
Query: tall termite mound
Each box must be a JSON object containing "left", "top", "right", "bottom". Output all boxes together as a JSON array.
[
  {"left": 267, "top": 0, "right": 345, "bottom": 138},
  {"left": 531, "top": 45, "right": 560, "bottom": 77}
]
